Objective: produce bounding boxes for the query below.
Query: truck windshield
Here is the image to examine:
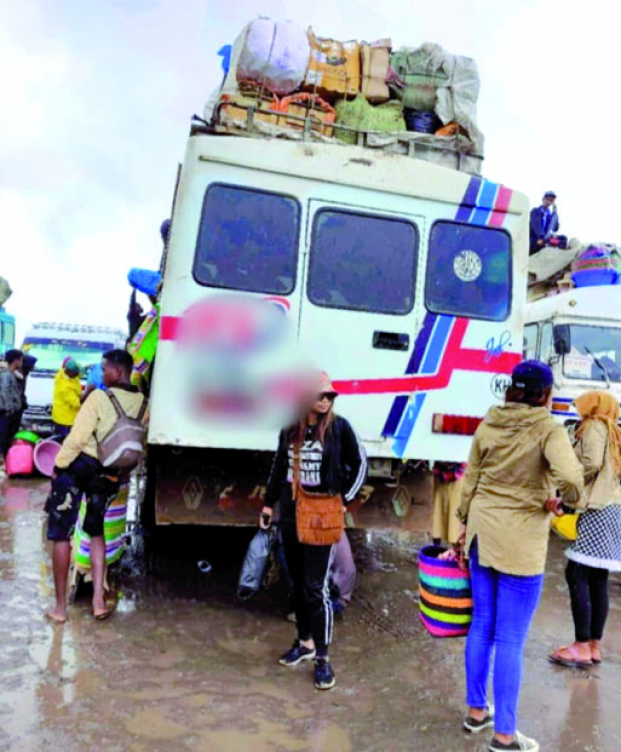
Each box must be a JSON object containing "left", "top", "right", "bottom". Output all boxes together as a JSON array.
[
  {"left": 564, "top": 326, "right": 621, "bottom": 383},
  {"left": 23, "top": 338, "right": 114, "bottom": 374}
]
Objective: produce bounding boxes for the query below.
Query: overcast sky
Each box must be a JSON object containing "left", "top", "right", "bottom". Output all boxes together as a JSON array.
[{"left": 2, "top": 0, "right": 619, "bottom": 341}]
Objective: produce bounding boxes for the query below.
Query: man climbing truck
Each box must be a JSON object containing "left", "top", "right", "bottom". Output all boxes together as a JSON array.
[{"left": 143, "top": 119, "right": 529, "bottom": 532}]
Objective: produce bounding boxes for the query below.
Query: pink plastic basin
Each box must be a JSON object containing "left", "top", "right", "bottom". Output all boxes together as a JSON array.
[
  {"left": 6, "top": 442, "right": 35, "bottom": 477},
  {"left": 33, "top": 440, "right": 62, "bottom": 478}
]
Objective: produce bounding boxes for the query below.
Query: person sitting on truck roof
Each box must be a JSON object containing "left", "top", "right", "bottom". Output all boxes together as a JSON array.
[
  {"left": 529, "top": 191, "right": 560, "bottom": 255},
  {"left": 45, "top": 349, "right": 146, "bottom": 624},
  {"left": 51, "top": 359, "right": 82, "bottom": 442},
  {"left": 0, "top": 348, "right": 24, "bottom": 478}
]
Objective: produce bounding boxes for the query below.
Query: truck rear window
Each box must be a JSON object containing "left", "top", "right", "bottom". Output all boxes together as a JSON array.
[
  {"left": 193, "top": 184, "right": 300, "bottom": 294},
  {"left": 425, "top": 221, "right": 512, "bottom": 321},
  {"left": 307, "top": 209, "right": 419, "bottom": 314}
]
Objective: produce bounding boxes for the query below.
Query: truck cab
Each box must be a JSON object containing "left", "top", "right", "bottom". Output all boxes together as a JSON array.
[
  {"left": 22, "top": 323, "right": 126, "bottom": 434},
  {"left": 525, "top": 285, "right": 621, "bottom": 423}
]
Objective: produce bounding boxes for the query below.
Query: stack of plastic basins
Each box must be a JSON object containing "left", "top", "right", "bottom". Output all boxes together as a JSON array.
[{"left": 572, "top": 246, "right": 619, "bottom": 287}]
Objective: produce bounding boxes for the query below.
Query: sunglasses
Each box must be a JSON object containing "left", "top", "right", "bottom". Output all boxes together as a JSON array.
[{"left": 317, "top": 392, "right": 336, "bottom": 402}]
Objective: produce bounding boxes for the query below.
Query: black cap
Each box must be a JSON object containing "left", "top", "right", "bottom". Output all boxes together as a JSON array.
[{"left": 511, "top": 360, "right": 554, "bottom": 390}]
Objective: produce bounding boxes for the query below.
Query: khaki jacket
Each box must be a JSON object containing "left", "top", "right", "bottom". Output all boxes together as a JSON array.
[
  {"left": 457, "top": 403, "right": 584, "bottom": 576},
  {"left": 574, "top": 421, "right": 621, "bottom": 510},
  {"left": 55, "top": 386, "right": 146, "bottom": 469}
]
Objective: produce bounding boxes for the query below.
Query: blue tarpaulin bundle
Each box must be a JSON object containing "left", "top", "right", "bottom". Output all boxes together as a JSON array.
[{"left": 128, "top": 268, "right": 161, "bottom": 297}]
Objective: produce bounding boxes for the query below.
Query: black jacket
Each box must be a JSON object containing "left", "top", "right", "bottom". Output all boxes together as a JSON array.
[
  {"left": 529, "top": 205, "right": 559, "bottom": 252},
  {"left": 264, "top": 415, "right": 367, "bottom": 522}
]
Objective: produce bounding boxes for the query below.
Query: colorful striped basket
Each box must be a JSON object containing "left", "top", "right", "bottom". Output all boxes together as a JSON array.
[
  {"left": 418, "top": 544, "right": 472, "bottom": 638},
  {"left": 73, "top": 485, "right": 128, "bottom": 572}
]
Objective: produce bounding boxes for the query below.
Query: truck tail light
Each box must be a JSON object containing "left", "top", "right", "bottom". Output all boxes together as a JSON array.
[
  {"left": 432, "top": 413, "right": 483, "bottom": 436},
  {"left": 552, "top": 401, "right": 571, "bottom": 412}
]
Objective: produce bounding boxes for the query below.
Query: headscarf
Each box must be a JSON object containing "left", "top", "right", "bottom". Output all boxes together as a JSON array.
[{"left": 575, "top": 391, "right": 621, "bottom": 476}]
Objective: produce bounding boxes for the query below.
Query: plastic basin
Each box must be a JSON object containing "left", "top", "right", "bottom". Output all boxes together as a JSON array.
[
  {"left": 572, "top": 269, "right": 619, "bottom": 288},
  {"left": 13, "top": 430, "right": 40, "bottom": 444},
  {"left": 33, "top": 440, "right": 62, "bottom": 477},
  {"left": 6, "top": 443, "right": 34, "bottom": 477}
]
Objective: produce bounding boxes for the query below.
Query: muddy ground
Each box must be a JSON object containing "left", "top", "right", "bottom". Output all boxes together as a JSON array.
[{"left": 1, "top": 479, "right": 621, "bottom": 751}]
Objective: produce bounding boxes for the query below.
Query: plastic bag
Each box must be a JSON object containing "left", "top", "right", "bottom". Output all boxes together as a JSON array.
[
  {"left": 236, "top": 18, "right": 309, "bottom": 95},
  {"left": 127, "top": 268, "right": 161, "bottom": 297},
  {"left": 237, "top": 528, "right": 275, "bottom": 600},
  {"left": 335, "top": 96, "right": 405, "bottom": 145}
]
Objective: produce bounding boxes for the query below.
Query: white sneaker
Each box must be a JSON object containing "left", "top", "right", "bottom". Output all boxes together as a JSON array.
[
  {"left": 489, "top": 730, "right": 540, "bottom": 751},
  {"left": 463, "top": 705, "right": 495, "bottom": 734}
]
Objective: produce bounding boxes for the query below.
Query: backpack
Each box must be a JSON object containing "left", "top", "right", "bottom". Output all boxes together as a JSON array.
[{"left": 96, "top": 388, "right": 147, "bottom": 471}]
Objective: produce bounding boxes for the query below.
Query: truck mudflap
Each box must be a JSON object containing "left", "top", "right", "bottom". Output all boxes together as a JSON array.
[{"left": 150, "top": 447, "right": 432, "bottom": 531}]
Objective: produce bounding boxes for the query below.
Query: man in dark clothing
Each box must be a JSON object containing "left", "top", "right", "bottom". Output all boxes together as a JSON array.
[
  {"left": 0, "top": 349, "right": 24, "bottom": 475},
  {"left": 16, "top": 354, "right": 37, "bottom": 428},
  {"left": 530, "top": 191, "right": 560, "bottom": 255},
  {"left": 127, "top": 289, "right": 145, "bottom": 341}
]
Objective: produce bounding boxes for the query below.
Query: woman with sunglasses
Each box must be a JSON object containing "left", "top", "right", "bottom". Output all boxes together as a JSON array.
[{"left": 260, "top": 372, "right": 366, "bottom": 690}]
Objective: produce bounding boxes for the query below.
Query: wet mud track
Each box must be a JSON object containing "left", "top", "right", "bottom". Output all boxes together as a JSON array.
[{"left": 2, "top": 479, "right": 621, "bottom": 751}]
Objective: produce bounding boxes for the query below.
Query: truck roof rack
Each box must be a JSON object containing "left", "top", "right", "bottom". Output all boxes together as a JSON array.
[{"left": 195, "top": 102, "right": 483, "bottom": 175}]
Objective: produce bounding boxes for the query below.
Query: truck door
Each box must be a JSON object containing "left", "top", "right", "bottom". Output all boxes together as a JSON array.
[{"left": 297, "top": 198, "right": 425, "bottom": 445}]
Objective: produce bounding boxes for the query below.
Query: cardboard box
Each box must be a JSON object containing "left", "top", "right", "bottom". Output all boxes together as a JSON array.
[
  {"left": 361, "top": 39, "right": 391, "bottom": 103},
  {"left": 218, "top": 87, "right": 280, "bottom": 129},
  {"left": 304, "top": 28, "right": 360, "bottom": 98}
]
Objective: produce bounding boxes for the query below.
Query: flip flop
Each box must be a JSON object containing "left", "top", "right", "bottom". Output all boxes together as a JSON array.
[
  {"left": 93, "top": 608, "right": 111, "bottom": 621},
  {"left": 548, "top": 645, "right": 592, "bottom": 668},
  {"left": 45, "top": 612, "right": 67, "bottom": 624}
]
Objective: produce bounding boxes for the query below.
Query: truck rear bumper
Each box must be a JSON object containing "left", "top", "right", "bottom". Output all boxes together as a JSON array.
[{"left": 148, "top": 446, "right": 432, "bottom": 531}]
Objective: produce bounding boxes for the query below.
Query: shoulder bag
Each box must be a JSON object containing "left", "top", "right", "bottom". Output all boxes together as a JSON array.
[{"left": 293, "top": 441, "right": 344, "bottom": 546}]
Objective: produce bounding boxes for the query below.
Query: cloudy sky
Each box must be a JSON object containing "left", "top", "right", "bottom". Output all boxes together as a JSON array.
[{"left": 2, "top": 0, "right": 619, "bottom": 341}]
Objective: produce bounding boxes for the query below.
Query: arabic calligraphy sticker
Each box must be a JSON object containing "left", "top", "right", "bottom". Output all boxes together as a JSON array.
[{"left": 453, "top": 250, "right": 482, "bottom": 282}]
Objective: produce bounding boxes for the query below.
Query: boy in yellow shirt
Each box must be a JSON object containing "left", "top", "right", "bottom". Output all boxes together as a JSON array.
[{"left": 51, "top": 359, "right": 82, "bottom": 441}]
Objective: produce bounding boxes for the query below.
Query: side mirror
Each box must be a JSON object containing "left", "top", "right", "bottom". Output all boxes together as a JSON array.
[{"left": 553, "top": 325, "right": 571, "bottom": 356}]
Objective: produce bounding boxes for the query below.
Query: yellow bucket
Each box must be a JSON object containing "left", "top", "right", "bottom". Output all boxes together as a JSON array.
[{"left": 551, "top": 513, "right": 578, "bottom": 541}]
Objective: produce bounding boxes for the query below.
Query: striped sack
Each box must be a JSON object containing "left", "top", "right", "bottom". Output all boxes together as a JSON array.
[
  {"left": 418, "top": 544, "right": 472, "bottom": 638},
  {"left": 73, "top": 486, "right": 128, "bottom": 571}
]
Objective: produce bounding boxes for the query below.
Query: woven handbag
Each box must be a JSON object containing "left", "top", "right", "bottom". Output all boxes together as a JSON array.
[
  {"left": 293, "top": 443, "right": 344, "bottom": 546},
  {"left": 418, "top": 544, "right": 472, "bottom": 638}
]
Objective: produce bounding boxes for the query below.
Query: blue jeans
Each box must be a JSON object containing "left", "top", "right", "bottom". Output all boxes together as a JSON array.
[{"left": 465, "top": 543, "right": 544, "bottom": 735}]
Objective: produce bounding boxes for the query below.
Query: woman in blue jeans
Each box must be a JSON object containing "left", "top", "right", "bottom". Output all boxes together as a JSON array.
[{"left": 456, "top": 361, "right": 584, "bottom": 752}]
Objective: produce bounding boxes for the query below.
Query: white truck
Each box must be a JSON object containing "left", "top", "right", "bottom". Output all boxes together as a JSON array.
[
  {"left": 22, "top": 322, "right": 126, "bottom": 434},
  {"left": 143, "top": 119, "right": 530, "bottom": 531},
  {"left": 525, "top": 284, "right": 621, "bottom": 424}
]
